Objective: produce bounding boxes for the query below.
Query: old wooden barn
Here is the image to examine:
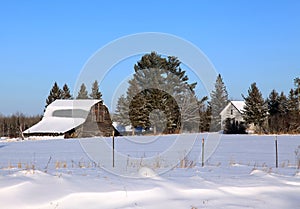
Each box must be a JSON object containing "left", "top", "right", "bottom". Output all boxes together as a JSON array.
[{"left": 23, "top": 99, "right": 118, "bottom": 138}]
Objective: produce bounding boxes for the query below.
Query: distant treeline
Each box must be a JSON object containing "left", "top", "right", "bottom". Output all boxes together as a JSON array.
[
  {"left": 0, "top": 80, "right": 104, "bottom": 139},
  {"left": 239, "top": 79, "right": 300, "bottom": 134},
  {"left": 1, "top": 52, "right": 299, "bottom": 138},
  {"left": 113, "top": 52, "right": 300, "bottom": 135},
  {"left": 45, "top": 80, "right": 103, "bottom": 109},
  {"left": 0, "top": 113, "right": 41, "bottom": 138}
]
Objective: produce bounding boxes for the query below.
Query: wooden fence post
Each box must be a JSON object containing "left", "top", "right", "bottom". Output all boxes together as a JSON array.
[
  {"left": 112, "top": 130, "right": 115, "bottom": 168},
  {"left": 202, "top": 138, "right": 205, "bottom": 167},
  {"left": 275, "top": 136, "right": 278, "bottom": 168}
]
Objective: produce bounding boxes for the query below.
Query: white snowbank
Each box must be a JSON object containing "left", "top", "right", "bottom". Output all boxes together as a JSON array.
[{"left": 0, "top": 134, "right": 300, "bottom": 208}]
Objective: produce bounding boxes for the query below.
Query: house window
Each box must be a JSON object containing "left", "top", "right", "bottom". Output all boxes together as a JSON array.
[{"left": 231, "top": 109, "right": 233, "bottom": 115}]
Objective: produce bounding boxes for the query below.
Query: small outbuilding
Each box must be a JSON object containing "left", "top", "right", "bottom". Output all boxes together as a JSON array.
[
  {"left": 220, "top": 101, "right": 246, "bottom": 130},
  {"left": 23, "top": 99, "right": 118, "bottom": 138}
]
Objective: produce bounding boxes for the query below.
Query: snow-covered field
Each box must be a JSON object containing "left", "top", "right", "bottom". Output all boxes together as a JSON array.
[{"left": 0, "top": 134, "right": 300, "bottom": 209}]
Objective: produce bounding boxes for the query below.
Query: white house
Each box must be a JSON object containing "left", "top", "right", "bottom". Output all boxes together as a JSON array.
[{"left": 220, "top": 101, "right": 245, "bottom": 130}]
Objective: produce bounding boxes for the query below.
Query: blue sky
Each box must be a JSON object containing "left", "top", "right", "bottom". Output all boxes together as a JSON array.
[{"left": 0, "top": 0, "right": 299, "bottom": 115}]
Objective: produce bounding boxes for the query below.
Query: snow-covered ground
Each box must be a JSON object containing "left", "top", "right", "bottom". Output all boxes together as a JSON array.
[{"left": 0, "top": 134, "right": 300, "bottom": 209}]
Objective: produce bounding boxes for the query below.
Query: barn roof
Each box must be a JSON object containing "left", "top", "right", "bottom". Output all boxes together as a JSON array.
[
  {"left": 23, "top": 99, "right": 102, "bottom": 134},
  {"left": 220, "top": 101, "right": 245, "bottom": 115}
]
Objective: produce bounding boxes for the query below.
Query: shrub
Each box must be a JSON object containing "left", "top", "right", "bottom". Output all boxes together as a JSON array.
[{"left": 224, "top": 118, "right": 247, "bottom": 134}]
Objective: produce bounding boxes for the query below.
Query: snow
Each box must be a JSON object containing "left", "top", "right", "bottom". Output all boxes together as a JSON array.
[
  {"left": 112, "top": 122, "right": 133, "bottom": 133},
  {"left": 23, "top": 99, "right": 101, "bottom": 134},
  {"left": 0, "top": 134, "right": 300, "bottom": 208},
  {"left": 231, "top": 101, "right": 246, "bottom": 112},
  {"left": 23, "top": 117, "right": 86, "bottom": 134}
]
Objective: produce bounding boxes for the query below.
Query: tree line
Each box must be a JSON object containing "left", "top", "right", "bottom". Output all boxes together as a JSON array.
[
  {"left": 114, "top": 52, "right": 300, "bottom": 135},
  {"left": 45, "top": 80, "right": 103, "bottom": 108},
  {"left": 0, "top": 113, "right": 41, "bottom": 138},
  {"left": 242, "top": 79, "right": 300, "bottom": 134},
  {"left": 1, "top": 52, "right": 299, "bottom": 138},
  {"left": 201, "top": 75, "right": 300, "bottom": 134},
  {"left": 0, "top": 80, "right": 104, "bottom": 138},
  {"left": 204, "top": 76, "right": 300, "bottom": 134}
]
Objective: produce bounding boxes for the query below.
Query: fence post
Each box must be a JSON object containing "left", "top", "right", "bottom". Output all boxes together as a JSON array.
[
  {"left": 112, "top": 130, "right": 115, "bottom": 168},
  {"left": 275, "top": 136, "right": 278, "bottom": 168},
  {"left": 202, "top": 138, "right": 205, "bottom": 167}
]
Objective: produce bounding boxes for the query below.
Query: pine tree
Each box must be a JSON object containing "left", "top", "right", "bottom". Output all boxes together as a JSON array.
[
  {"left": 294, "top": 77, "right": 300, "bottom": 111},
  {"left": 124, "top": 52, "right": 198, "bottom": 133},
  {"left": 287, "top": 89, "right": 299, "bottom": 133},
  {"left": 209, "top": 74, "right": 229, "bottom": 131},
  {"left": 114, "top": 94, "right": 130, "bottom": 127},
  {"left": 294, "top": 78, "right": 300, "bottom": 132},
  {"left": 278, "top": 92, "right": 288, "bottom": 133},
  {"left": 267, "top": 90, "right": 288, "bottom": 133},
  {"left": 267, "top": 89, "right": 280, "bottom": 133},
  {"left": 198, "top": 96, "right": 211, "bottom": 132},
  {"left": 223, "top": 118, "right": 246, "bottom": 134},
  {"left": 126, "top": 78, "right": 145, "bottom": 132},
  {"left": 90, "top": 80, "right": 103, "bottom": 100},
  {"left": 76, "top": 83, "right": 89, "bottom": 99},
  {"left": 46, "top": 82, "right": 62, "bottom": 108},
  {"left": 61, "top": 83, "right": 72, "bottom": 99},
  {"left": 242, "top": 83, "right": 267, "bottom": 133}
]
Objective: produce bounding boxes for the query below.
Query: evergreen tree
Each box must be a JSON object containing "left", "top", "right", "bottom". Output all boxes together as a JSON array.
[
  {"left": 114, "top": 94, "right": 130, "bottom": 127},
  {"left": 124, "top": 52, "right": 199, "bottom": 133},
  {"left": 198, "top": 96, "right": 211, "bottom": 132},
  {"left": 76, "top": 83, "right": 89, "bottom": 99},
  {"left": 267, "top": 90, "right": 288, "bottom": 133},
  {"left": 209, "top": 74, "right": 229, "bottom": 131},
  {"left": 267, "top": 89, "right": 280, "bottom": 133},
  {"left": 287, "top": 89, "right": 299, "bottom": 133},
  {"left": 90, "top": 80, "right": 103, "bottom": 100},
  {"left": 223, "top": 118, "right": 246, "bottom": 134},
  {"left": 242, "top": 83, "right": 267, "bottom": 133},
  {"left": 278, "top": 92, "right": 288, "bottom": 133},
  {"left": 61, "top": 83, "right": 72, "bottom": 99},
  {"left": 126, "top": 78, "right": 145, "bottom": 132},
  {"left": 46, "top": 82, "right": 62, "bottom": 108},
  {"left": 294, "top": 77, "right": 300, "bottom": 111},
  {"left": 291, "top": 77, "right": 300, "bottom": 132}
]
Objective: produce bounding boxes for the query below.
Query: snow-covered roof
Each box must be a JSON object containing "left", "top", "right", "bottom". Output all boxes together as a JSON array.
[
  {"left": 23, "top": 99, "right": 101, "bottom": 134},
  {"left": 220, "top": 101, "right": 245, "bottom": 115},
  {"left": 231, "top": 101, "right": 245, "bottom": 113}
]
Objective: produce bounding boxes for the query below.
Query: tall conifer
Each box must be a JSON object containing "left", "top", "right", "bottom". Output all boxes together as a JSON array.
[
  {"left": 242, "top": 83, "right": 267, "bottom": 133},
  {"left": 46, "top": 82, "right": 62, "bottom": 108},
  {"left": 209, "top": 74, "right": 229, "bottom": 131},
  {"left": 61, "top": 83, "right": 72, "bottom": 99},
  {"left": 90, "top": 80, "right": 103, "bottom": 100},
  {"left": 76, "top": 83, "right": 89, "bottom": 99}
]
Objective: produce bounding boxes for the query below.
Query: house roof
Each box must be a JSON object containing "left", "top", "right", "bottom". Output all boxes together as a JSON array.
[
  {"left": 220, "top": 101, "right": 245, "bottom": 115},
  {"left": 231, "top": 101, "right": 245, "bottom": 113},
  {"left": 23, "top": 99, "right": 102, "bottom": 134}
]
